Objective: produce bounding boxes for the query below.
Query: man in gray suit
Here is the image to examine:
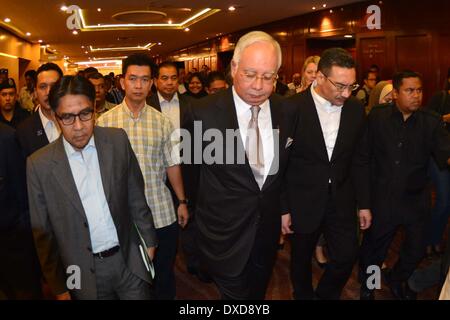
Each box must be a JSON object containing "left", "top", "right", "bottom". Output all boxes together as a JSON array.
[{"left": 27, "top": 75, "right": 157, "bottom": 300}]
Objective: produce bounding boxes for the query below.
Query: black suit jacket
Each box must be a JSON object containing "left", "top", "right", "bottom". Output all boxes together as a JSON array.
[
  {"left": 0, "top": 123, "right": 28, "bottom": 230},
  {"left": 190, "top": 88, "right": 296, "bottom": 278},
  {"left": 284, "top": 88, "right": 370, "bottom": 234},
  {"left": 16, "top": 112, "right": 49, "bottom": 159},
  {"left": 147, "top": 93, "right": 198, "bottom": 207}
]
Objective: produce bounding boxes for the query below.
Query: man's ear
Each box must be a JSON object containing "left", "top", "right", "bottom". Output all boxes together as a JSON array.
[
  {"left": 120, "top": 77, "right": 125, "bottom": 91},
  {"left": 392, "top": 89, "right": 399, "bottom": 100}
]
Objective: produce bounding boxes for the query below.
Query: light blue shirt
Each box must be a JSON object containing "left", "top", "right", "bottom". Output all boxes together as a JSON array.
[{"left": 63, "top": 135, "right": 119, "bottom": 253}]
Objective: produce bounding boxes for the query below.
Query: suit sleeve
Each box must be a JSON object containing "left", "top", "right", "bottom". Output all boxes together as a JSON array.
[
  {"left": 124, "top": 131, "right": 158, "bottom": 247},
  {"left": 27, "top": 157, "right": 67, "bottom": 295},
  {"left": 431, "top": 119, "right": 450, "bottom": 169},
  {"left": 351, "top": 107, "right": 371, "bottom": 209}
]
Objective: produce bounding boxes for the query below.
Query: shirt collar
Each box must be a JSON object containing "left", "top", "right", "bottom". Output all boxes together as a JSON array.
[
  {"left": 120, "top": 99, "right": 149, "bottom": 119},
  {"left": 157, "top": 91, "right": 179, "bottom": 104},
  {"left": 232, "top": 86, "right": 270, "bottom": 118},
  {"left": 311, "top": 81, "right": 343, "bottom": 112},
  {"left": 390, "top": 103, "right": 417, "bottom": 123},
  {"left": 63, "top": 134, "right": 95, "bottom": 158},
  {"left": 38, "top": 105, "right": 58, "bottom": 129}
]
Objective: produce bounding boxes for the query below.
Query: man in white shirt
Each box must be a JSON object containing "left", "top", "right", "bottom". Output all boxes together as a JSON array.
[
  {"left": 27, "top": 75, "right": 157, "bottom": 300},
  {"left": 17, "top": 63, "right": 63, "bottom": 158},
  {"left": 282, "top": 48, "right": 371, "bottom": 300}
]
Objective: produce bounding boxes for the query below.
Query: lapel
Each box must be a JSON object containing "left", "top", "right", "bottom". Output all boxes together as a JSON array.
[
  {"left": 32, "top": 112, "right": 49, "bottom": 145},
  {"left": 261, "top": 94, "right": 283, "bottom": 191},
  {"left": 305, "top": 89, "right": 332, "bottom": 162},
  {"left": 94, "top": 127, "right": 113, "bottom": 204},
  {"left": 330, "top": 101, "right": 351, "bottom": 162},
  {"left": 148, "top": 94, "right": 162, "bottom": 112},
  {"left": 50, "top": 137, "right": 86, "bottom": 219},
  {"left": 217, "top": 88, "right": 260, "bottom": 191},
  {"left": 178, "top": 93, "right": 188, "bottom": 128}
]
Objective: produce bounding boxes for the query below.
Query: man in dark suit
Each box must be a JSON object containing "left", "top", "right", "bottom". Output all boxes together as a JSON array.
[
  {"left": 16, "top": 63, "right": 63, "bottom": 158},
  {"left": 281, "top": 48, "right": 372, "bottom": 300},
  {"left": 147, "top": 61, "right": 206, "bottom": 281},
  {"left": 27, "top": 76, "right": 157, "bottom": 300},
  {"left": 190, "top": 31, "right": 296, "bottom": 299},
  {"left": 0, "top": 123, "right": 42, "bottom": 299}
]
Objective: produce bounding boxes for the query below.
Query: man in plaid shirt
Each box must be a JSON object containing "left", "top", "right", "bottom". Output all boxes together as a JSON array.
[{"left": 97, "top": 54, "right": 189, "bottom": 300}]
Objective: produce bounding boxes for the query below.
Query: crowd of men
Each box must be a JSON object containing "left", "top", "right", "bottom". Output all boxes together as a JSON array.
[{"left": 1, "top": 30, "right": 449, "bottom": 300}]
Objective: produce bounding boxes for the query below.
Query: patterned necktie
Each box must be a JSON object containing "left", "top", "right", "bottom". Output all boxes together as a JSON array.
[{"left": 246, "top": 105, "right": 265, "bottom": 189}]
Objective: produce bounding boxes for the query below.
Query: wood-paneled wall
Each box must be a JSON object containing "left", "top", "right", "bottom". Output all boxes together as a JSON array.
[{"left": 167, "top": 0, "right": 450, "bottom": 101}]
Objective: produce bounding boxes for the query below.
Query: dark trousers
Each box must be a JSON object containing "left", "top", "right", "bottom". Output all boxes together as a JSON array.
[
  {"left": 0, "top": 224, "right": 43, "bottom": 300},
  {"left": 359, "top": 216, "right": 428, "bottom": 288},
  {"left": 153, "top": 221, "right": 178, "bottom": 300},
  {"left": 290, "top": 196, "right": 358, "bottom": 300},
  {"left": 94, "top": 251, "right": 151, "bottom": 300},
  {"left": 212, "top": 233, "right": 278, "bottom": 300},
  {"left": 180, "top": 213, "right": 202, "bottom": 271}
]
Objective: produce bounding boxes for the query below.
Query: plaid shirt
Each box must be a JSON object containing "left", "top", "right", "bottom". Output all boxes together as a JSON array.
[{"left": 97, "top": 100, "right": 180, "bottom": 228}]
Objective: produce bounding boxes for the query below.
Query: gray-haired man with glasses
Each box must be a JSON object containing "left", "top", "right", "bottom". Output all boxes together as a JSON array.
[{"left": 282, "top": 47, "right": 371, "bottom": 299}]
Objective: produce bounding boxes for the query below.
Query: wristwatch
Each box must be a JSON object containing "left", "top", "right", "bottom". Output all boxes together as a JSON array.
[{"left": 178, "top": 199, "right": 188, "bottom": 205}]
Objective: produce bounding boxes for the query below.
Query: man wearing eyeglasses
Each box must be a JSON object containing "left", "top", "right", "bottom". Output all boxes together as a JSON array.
[
  {"left": 282, "top": 47, "right": 371, "bottom": 300},
  {"left": 189, "top": 31, "right": 297, "bottom": 299},
  {"left": 27, "top": 76, "right": 157, "bottom": 300},
  {"left": 359, "top": 70, "right": 450, "bottom": 300}
]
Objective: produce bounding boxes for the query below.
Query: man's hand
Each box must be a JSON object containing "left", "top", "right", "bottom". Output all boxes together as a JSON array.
[
  {"left": 177, "top": 204, "right": 189, "bottom": 228},
  {"left": 358, "top": 209, "right": 372, "bottom": 230},
  {"left": 281, "top": 213, "right": 294, "bottom": 235},
  {"left": 147, "top": 246, "right": 156, "bottom": 261},
  {"left": 55, "top": 291, "right": 71, "bottom": 300}
]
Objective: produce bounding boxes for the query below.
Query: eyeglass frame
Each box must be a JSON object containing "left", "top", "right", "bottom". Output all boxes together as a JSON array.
[
  {"left": 55, "top": 107, "right": 95, "bottom": 126},
  {"left": 240, "top": 70, "right": 278, "bottom": 84},
  {"left": 323, "top": 74, "right": 360, "bottom": 92}
]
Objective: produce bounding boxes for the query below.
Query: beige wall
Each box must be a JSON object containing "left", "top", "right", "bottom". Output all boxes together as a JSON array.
[{"left": 0, "top": 28, "right": 40, "bottom": 88}]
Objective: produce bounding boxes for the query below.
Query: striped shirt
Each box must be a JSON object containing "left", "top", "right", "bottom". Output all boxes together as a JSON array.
[{"left": 97, "top": 100, "right": 180, "bottom": 228}]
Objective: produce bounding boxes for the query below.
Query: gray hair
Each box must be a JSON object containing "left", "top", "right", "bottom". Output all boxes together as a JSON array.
[{"left": 232, "top": 31, "right": 282, "bottom": 71}]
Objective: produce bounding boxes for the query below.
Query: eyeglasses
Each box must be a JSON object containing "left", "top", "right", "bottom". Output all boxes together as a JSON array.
[
  {"left": 325, "top": 76, "right": 359, "bottom": 92},
  {"left": 403, "top": 88, "right": 423, "bottom": 95},
  {"left": 241, "top": 71, "right": 278, "bottom": 84},
  {"left": 56, "top": 108, "right": 94, "bottom": 126}
]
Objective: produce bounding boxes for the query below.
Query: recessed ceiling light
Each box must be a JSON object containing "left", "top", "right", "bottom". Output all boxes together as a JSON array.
[
  {"left": 4, "top": 18, "right": 11, "bottom": 23},
  {"left": 38, "top": 40, "right": 43, "bottom": 43},
  {"left": 85, "top": 51, "right": 88, "bottom": 54},
  {"left": 168, "top": 19, "right": 172, "bottom": 24},
  {"left": 72, "top": 30, "right": 78, "bottom": 35},
  {"left": 344, "top": 34, "right": 353, "bottom": 38},
  {"left": 97, "top": 8, "right": 102, "bottom": 12},
  {"left": 81, "top": 45, "right": 84, "bottom": 48},
  {"left": 312, "top": 6, "right": 316, "bottom": 10},
  {"left": 323, "top": 4, "right": 327, "bottom": 8},
  {"left": 60, "top": 5, "right": 68, "bottom": 11},
  {"left": 228, "top": 6, "right": 236, "bottom": 12},
  {"left": 157, "top": 42, "right": 162, "bottom": 45},
  {"left": 26, "top": 32, "right": 31, "bottom": 36},
  {"left": 330, "top": 9, "right": 333, "bottom": 13},
  {"left": 184, "top": 28, "right": 190, "bottom": 32}
]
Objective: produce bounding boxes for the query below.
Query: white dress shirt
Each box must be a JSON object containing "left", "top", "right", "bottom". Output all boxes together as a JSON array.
[
  {"left": 310, "top": 82, "right": 343, "bottom": 161},
  {"left": 38, "top": 106, "right": 60, "bottom": 143},
  {"left": 158, "top": 91, "right": 180, "bottom": 130},
  {"left": 63, "top": 135, "right": 119, "bottom": 253},
  {"left": 232, "top": 86, "right": 274, "bottom": 182}
]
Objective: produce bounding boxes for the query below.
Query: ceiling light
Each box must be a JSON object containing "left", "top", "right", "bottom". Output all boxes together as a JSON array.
[
  {"left": 38, "top": 40, "right": 43, "bottom": 43},
  {"left": 60, "top": 5, "right": 68, "bottom": 11},
  {"left": 72, "top": 30, "right": 78, "bottom": 35},
  {"left": 322, "top": 4, "right": 327, "bottom": 8},
  {"left": 228, "top": 6, "right": 236, "bottom": 12},
  {"left": 81, "top": 45, "right": 84, "bottom": 48},
  {"left": 312, "top": 6, "right": 316, "bottom": 10},
  {"left": 157, "top": 42, "right": 162, "bottom": 46},
  {"left": 4, "top": 18, "right": 11, "bottom": 23},
  {"left": 26, "top": 32, "right": 31, "bottom": 36},
  {"left": 184, "top": 28, "right": 190, "bottom": 32},
  {"left": 168, "top": 19, "right": 172, "bottom": 24},
  {"left": 344, "top": 34, "right": 353, "bottom": 38},
  {"left": 97, "top": 8, "right": 102, "bottom": 12},
  {"left": 329, "top": 9, "right": 333, "bottom": 13},
  {"left": 85, "top": 51, "right": 88, "bottom": 54}
]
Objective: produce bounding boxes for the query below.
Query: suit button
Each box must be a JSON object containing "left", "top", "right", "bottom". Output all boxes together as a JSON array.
[
  {"left": 395, "top": 160, "right": 400, "bottom": 165},
  {"left": 398, "top": 142, "right": 403, "bottom": 148},
  {"left": 84, "top": 222, "right": 88, "bottom": 228},
  {"left": 87, "top": 246, "right": 92, "bottom": 252}
]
